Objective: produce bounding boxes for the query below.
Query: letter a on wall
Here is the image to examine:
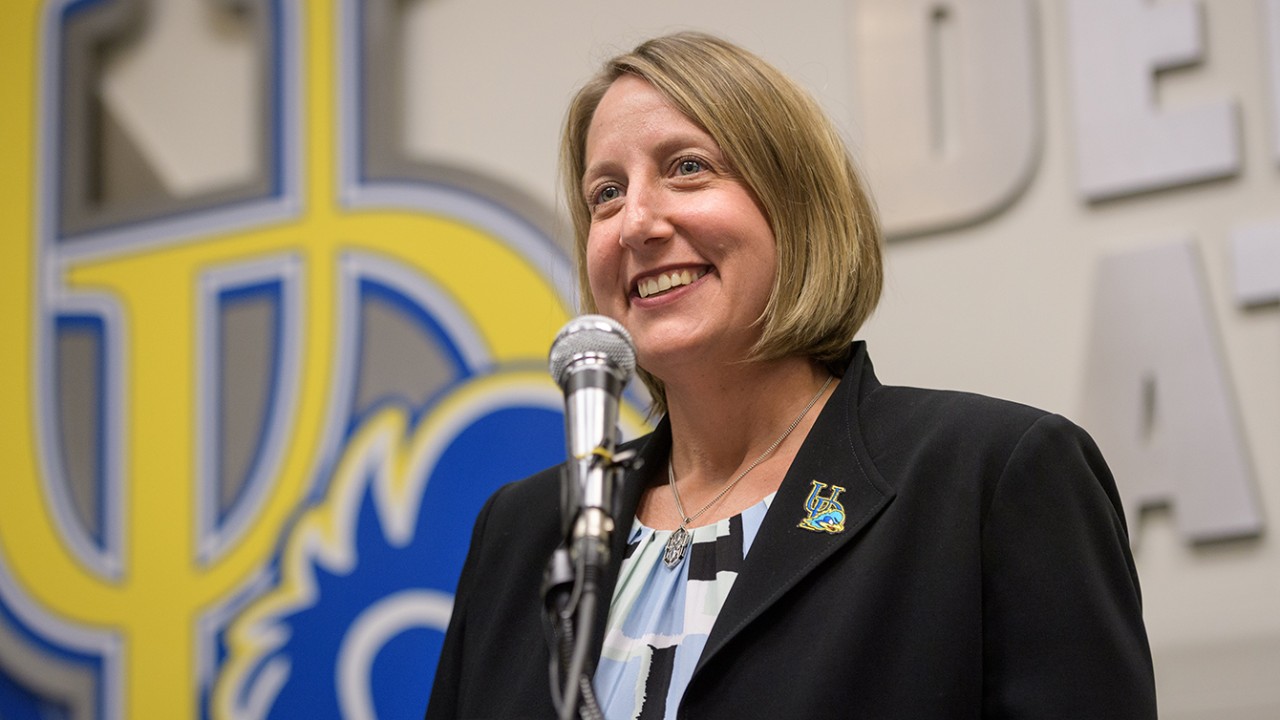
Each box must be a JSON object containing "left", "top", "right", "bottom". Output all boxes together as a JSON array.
[{"left": 1081, "top": 240, "right": 1262, "bottom": 544}]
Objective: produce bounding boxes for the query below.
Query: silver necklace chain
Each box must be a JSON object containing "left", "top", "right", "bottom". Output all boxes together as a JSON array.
[{"left": 662, "top": 374, "right": 834, "bottom": 568}]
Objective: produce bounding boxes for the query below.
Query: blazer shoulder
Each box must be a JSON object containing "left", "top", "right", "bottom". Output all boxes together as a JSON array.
[
  {"left": 861, "top": 383, "right": 1057, "bottom": 448},
  {"left": 490, "top": 463, "right": 561, "bottom": 508},
  {"left": 850, "top": 382, "right": 1107, "bottom": 496},
  {"left": 853, "top": 382, "right": 1115, "bottom": 518}
]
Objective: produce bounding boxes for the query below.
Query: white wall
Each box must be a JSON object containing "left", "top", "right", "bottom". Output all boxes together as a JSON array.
[{"left": 108, "top": 0, "right": 1280, "bottom": 716}]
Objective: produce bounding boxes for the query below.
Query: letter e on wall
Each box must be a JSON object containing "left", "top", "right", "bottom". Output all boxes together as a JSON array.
[{"left": 1065, "top": 0, "right": 1241, "bottom": 200}]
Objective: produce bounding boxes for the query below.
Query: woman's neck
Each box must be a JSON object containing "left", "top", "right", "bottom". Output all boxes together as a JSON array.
[{"left": 660, "top": 356, "right": 835, "bottom": 486}]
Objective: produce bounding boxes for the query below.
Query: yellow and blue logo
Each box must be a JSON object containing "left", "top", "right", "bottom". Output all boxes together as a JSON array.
[
  {"left": 0, "top": 1, "right": 643, "bottom": 717},
  {"left": 797, "top": 481, "right": 847, "bottom": 534}
]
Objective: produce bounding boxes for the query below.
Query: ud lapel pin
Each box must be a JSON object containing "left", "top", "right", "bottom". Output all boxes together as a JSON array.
[{"left": 798, "top": 481, "right": 847, "bottom": 534}]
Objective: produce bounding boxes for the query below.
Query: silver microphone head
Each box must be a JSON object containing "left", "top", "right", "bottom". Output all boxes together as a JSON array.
[{"left": 548, "top": 315, "right": 637, "bottom": 387}]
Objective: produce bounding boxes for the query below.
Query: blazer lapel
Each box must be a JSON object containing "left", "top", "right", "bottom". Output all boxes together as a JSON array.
[{"left": 694, "top": 346, "right": 895, "bottom": 675}]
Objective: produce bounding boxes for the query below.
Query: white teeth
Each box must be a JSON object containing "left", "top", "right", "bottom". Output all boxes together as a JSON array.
[{"left": 637, "top": 268, "right": 706, "bottom": 298}]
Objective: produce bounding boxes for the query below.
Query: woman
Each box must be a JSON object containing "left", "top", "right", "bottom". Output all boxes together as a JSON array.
[{"left": 427, "top": 32, "right": 1156, "bottom": 719}]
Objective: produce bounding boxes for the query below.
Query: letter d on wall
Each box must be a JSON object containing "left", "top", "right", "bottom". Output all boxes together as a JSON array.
[
  {"left": 1081, "top": 240, "right": 1262, "bottom": 544},
  {"left": 851, "top": 0, "right": 1039, "bottom": 238}
]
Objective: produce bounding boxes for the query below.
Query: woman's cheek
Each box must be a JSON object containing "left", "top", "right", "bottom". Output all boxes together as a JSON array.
[{"left": 584, "top": 239, "right": 620, "bottom": 311}]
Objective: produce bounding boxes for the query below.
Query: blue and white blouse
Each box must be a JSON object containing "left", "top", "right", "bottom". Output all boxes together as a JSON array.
[{"left": 593, "top": 495, "right": 774, "bottom": 720}]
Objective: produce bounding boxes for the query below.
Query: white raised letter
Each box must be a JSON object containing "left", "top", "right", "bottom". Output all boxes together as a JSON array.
[
  {"left": 851, "top": 0, "right": 1039, "bottom": 238},
  {"left": 1065, "top": 0, "right": 1240, "bottom": 200},
  {"left": 1232, "top": 220, "right": 1280, "bottom": 306},
  {"left": 1081, "top": 240, "right": 1261, "bottom": 543},
  {"left": 1266, "top": 0, "right": 1280, "bottom": 164}
]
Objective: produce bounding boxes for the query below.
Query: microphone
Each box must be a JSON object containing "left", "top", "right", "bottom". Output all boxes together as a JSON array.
[{"left": 548, "top": 314, "right": 637, "bottom": 565}]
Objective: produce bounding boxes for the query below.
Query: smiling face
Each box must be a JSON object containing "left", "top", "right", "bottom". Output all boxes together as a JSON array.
[{"left": 582, "top": 75, "right": 778, "bottom": 382}]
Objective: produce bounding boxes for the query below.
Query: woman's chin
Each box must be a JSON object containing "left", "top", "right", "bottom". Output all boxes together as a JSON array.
[{"left": 635, "top": 334, "right": 753, "bottom": 380}]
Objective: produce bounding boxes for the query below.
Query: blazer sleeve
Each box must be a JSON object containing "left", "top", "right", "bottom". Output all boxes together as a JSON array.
[
  {"left": 980, "top": 413, "right": 1157, "bottom": 719},
  {"left": 424, "top": 487, "right": 500, "bottom": 720}
]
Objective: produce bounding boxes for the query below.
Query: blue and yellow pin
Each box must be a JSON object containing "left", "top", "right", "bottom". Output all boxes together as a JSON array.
[{"left": 798, "top": 481, "right": 847, "bottom": 534}]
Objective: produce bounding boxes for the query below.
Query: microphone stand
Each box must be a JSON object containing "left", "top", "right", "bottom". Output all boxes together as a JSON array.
[
  {"left": 542, "top": 448, "right": 638, "bottom": 720},
  {"left": 543, "top": 315, "right": 638, "bottom": 720}
]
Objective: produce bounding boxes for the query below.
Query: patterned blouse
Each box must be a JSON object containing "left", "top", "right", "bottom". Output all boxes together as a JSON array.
[{"left": 593, "top": 495, "right": 774, "bottom": 720}]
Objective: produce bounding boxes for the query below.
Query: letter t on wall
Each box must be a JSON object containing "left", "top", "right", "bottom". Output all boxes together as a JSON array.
[
  {"left": 1232, "top": 220, "right": 1280, "bottom": 306},
  {"left": 1065, "top": 0, "right": 1241, "bottom": 200}
]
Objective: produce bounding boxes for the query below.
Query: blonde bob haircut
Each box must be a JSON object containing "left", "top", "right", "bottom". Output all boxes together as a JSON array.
[{"left": 561, "top": 32, "right": 883, "bottom": 416}]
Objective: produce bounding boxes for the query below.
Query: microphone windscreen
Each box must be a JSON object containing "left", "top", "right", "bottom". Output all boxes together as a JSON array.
[{"left": 548, "top": 315, "right": 637, "bottom": 387}]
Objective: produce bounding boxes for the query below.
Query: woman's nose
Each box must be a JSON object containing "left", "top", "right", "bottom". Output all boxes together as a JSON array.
[{"left": 618, "top": 186, "right": 673, "bottom": 249}]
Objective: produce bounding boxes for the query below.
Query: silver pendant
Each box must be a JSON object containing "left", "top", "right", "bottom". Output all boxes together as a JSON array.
[{"left": 663, "top": 527, "right": 691, "bottom": 568}]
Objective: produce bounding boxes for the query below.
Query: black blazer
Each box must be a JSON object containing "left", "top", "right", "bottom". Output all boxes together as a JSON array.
[{"left": 426, "top": 343, "right": 1157, "bottom": 719}]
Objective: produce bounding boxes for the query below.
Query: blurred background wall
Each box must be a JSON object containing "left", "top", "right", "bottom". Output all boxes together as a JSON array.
[{"left": 1, "top": 0, "right": 1277, "bottom": 718}]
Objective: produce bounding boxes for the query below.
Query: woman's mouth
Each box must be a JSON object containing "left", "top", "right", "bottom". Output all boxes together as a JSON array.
[{"left": 635, "top": 267, "right": 708, "bottom": 299}]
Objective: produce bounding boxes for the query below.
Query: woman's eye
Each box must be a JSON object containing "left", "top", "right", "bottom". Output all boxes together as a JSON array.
[
  {"left": 593, "top": 186, "right": 621, "bottom": 206},
  {"left": 676, "top": 158, "right": 704, "bottom": 176}
]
